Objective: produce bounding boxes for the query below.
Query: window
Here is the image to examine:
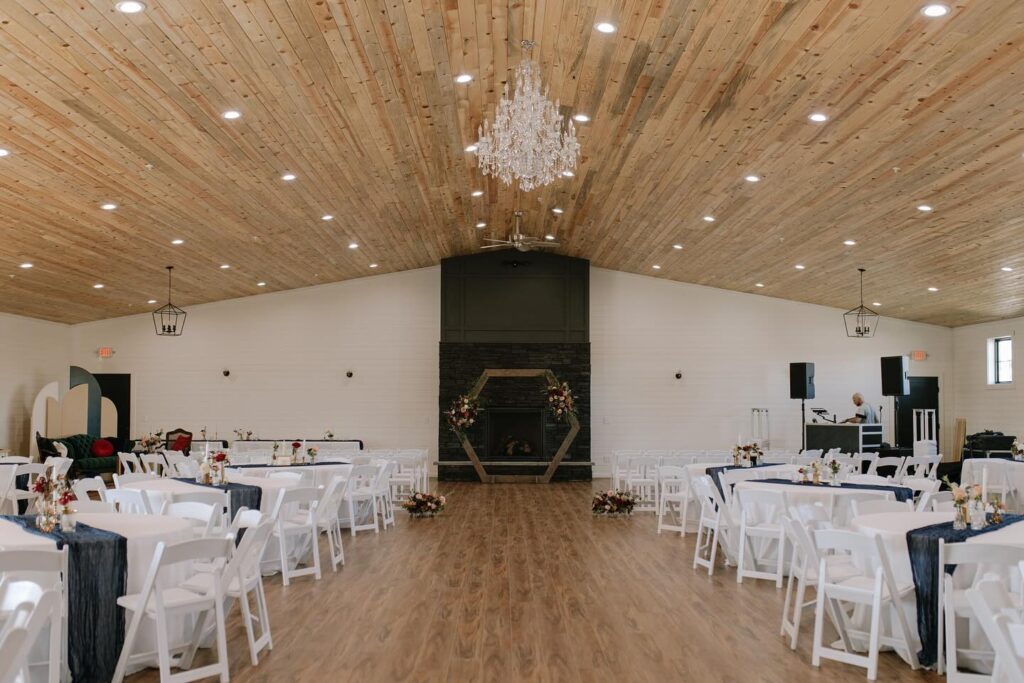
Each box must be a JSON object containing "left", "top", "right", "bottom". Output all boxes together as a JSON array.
[{"left": 993, "top": 336, "right": 1013, "bottom": 384}]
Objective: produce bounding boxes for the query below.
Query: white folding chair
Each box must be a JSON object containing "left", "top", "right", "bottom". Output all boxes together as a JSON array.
[
  {"left": 105, "top": 488, "right": 154, "bottom": 515},
  {"left": 0, "top": 465, "right": 18, "bottom": 515},
  {"left": 140, "top": 453, "right": 168, "bottom": 477},
  {"left": 370, "top": 460, "right": 396, "bottom": 530},
  {"left": 182, "top": 517, "right": 276, "bottom": 666},
  {"left": 867, "top": 456, "right": 905, "bottom": 478},
  {"left": 0, "top": 548, "right": 68, "bottom": 683},
  {"left": 811, "top": 530, "right": 920, "bottom": 680},
  {"left": 72, "top": 475, "right": 108, "bottom": 502},
  {"left": 112, "top": 538, "right": 233, "bottom": 683},
  {"left": 117, "top": 452, "right": 142, "bottom": 473},
  {"left": 269, "top": 487, "right": 321, "bottom": 586},
  {"left": 44, "top": 456, "right": 73, "bottom": 478},
  {"left": 314, "top": 475, "right": 350, "bottom": 572},
  {"left": 967, "top": 575, "right": 1024, "bottom": 682},
  {"left": 163, "top": 502, "right": 219, "bottom": 539},
  {"left": 70, "top": 499, "right": 116, "bottom": 513},
  {"left": 850, "top": 498, "right": 913, "bottom": 517},
  {"left": 624, "top": 456, "right": 659, "bottom": 512},
  {"left": 736, "top": 487, "right": 789, "bottom": 586},
  {"left": 718, "top": 468, "right": 761, "bottom": 509},
  {"left": 691, "top": 475, "right": 733, "bottom": 576},
  {"left": 113, "top": 472, "right": 158, "bottom": 488},
  {"left": 929, "top": 491, "right": 956, "bottom": 512},
  {"left": 9, "top": 464, "right": 47, "bottom": 512},
  {"left": 846, "top": 473, "right": 895, "bottom": 486},
  {"left": 656, "top": 465, "right": 689, "bottom": 535},
  {"left": 902, "top": 455, "right": 940, "bottom": 481},
  {"left": 344, "top": 464, "right": 382, "bottom": 536},
  {"left": 901, "top": 477, "right": 941, "bottom": 510},
  {"left": 981, "top": 460, "right": 1015, "bottom": 507},
  {"left": 0, "top": 586, "right": 61, "bottom": 683},
  {"left": 937, "top": 542, "right": 1024, "bottom": 679},
  {"left": 833, "top": 490, "right": 891, "bottom": 527}
]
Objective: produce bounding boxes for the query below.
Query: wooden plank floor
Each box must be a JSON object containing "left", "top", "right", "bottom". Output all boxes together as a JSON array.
[{"left": 129, "top": 481, "right": 940, "bottom": 682}]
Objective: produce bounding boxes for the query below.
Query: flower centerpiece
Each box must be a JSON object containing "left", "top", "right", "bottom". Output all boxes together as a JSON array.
[
  {"left": 991, "top": 497, "right": 1006, "bottom": 525},
  {"left": 32, "top": 475, "right": 76, "bottom": 532},
  {"left": 272, "top": 441, "right": 281, "bottom": 463},
  {"left": 826, "top": 459, "right": 842, "bottom": 486},
  {"left": 1013, "top": 438, "right": 1024, "bottom": 462},
  {"left": 798, "top": 461, "right": 821, "bottom": 485},
  {"left": 546, "top": 382, "right": 576, "bottom": 421},
  {"left": 306, "top": 446, "right": 318, "bottom": 463},
  {"left": 592, "top": 489, "right": 640, "bottom": 515},
  {"left": 290, "top": 441, "right": 302, "bottom": 465},
  {"left": 731, "top": 442, "right": 764, "bottom": 468},
  {"left": 445, "top": 395, "right": 479, "bottom": 436},
  {"left": 969, "top": 483, "right": 986, "bottom": 530},
  {"left": 943, "top": 476, "right": 971, "bottom": 530},
  {"left": 138, "top": 430, "right": 165, "bottom": 454},
  {"left": 233, "top": 428, "right": 254, "bottom": 441},
  {"left": 401, "top": 492, "right": 446, "bottom": 517},
  {"left": 202, "top": 451, "right": 230, "bottom": 485}
]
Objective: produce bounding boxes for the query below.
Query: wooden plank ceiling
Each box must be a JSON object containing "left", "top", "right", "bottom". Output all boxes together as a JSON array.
[{"left": 0, "top": 0, "right": 1021, "bottom": 326}]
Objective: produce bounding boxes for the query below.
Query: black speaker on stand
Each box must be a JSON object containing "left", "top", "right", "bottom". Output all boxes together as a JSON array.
[
  {"left": 790, "top": 362, "right": 815, "bottom": 451},
  {"left": 881, "top": 356, "right": 910, "bottom": 448}
]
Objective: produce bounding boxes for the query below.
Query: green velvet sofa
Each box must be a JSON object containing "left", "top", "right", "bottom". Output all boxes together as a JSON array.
[{"left": 35, "top": 432, "right": 120, "bottom": 477}]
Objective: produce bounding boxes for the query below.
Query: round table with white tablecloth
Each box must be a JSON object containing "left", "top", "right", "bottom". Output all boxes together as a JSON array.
[
  {"left": 852, "top": 511, "right": 1024, "bottom": 672},
  {"left": 961, "top": 458, "right": 1024, "bottom": 511}
]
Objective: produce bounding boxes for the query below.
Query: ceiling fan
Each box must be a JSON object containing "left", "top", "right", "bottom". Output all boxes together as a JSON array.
[{"left": 481, "top": 211, "right": 559, "bottom": 252}]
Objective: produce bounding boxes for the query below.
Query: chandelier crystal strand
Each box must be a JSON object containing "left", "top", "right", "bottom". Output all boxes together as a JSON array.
[{"left": 475, "top": 43, "right": 580, "bottom": 192}]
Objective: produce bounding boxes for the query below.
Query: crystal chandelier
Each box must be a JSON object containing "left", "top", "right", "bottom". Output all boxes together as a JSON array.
[
  {"left": 475, "top": 41, "right": 580, "bottom": 192},
  {"left": 844, "top": 268, "right": 879, "bottom": 338},
  {"left": 153, "top": 266, "right": 186, "bottom": 336}
]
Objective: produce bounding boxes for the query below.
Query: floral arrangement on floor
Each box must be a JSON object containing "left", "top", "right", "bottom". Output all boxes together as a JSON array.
[
  {"left": 32, "top": 475, "right": 76, "bottom": 532},
  {"left": 402, "top": 492, "right": 446, "bottom": 517},
  {"left": 138, "top": 430, "right": 165, "bottom": 454},
  {"left": 445, "top": 395, "right": 479, "bottom": 436},
  {"left": 306, "top": 446, "right": 318, "bottom": 462},
  {"left": 546, "top": 382, "right": 576, "bottom": 421},
  {"left": 592, "top": 489, "right": 640, "bottom": 515},
  {"left": 731, "top": 442, "right": 763, "bottom": 466}
]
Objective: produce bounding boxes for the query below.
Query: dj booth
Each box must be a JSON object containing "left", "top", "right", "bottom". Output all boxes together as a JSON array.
[{"left": 805, "top": 423, "right": 883, "bottom": 453}]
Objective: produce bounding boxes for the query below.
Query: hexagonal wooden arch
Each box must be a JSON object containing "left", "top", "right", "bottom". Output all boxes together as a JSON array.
[{"left": 457, "top": 369, "right": 580, "bottom": 483}]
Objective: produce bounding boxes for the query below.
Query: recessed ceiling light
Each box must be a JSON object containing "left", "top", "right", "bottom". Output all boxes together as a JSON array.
[
  {"left": 115, "top": 1, "right": 145, "bottom": 13},
  {"left": 369, "top": 263, "right": 379, "bottom": 269},
  {"left": 702, "top": 215, "right": 715, "bottom": 222},
  {"left": 1002, "top": 267, "right": 1014, "bottom": 272},
  {"left": 872, "top": 302, "right": 882, "bottom": 307},
  {"left": 545, "top": 235, "right": 556, "bottom": 241},
  {"left": 221, "top": 110, "right": 241, "bottom": 120},
  {"left": 147, "top": 299, "right": 157, "bottom": 304},
  {"left": 744, "top": 175, "right": 761, "bottom": 183},
  {"left": 281, "top": 173, "right": 296, "bottom": 181},
  {"left": 917, "top": 204, "right": 933, "bottom": 212},
  {"left": 0, "top": 149, "right": 9, "bottom": 157},
  {"left": 257, "top": 281, "right": 266, "bottom": 287},
  {"left": 93, "top": 283, "right": 105, "bottom": 289},
  {"left": 552, "top": 208, "right": 564, "bottom": 214},
  {"left": 652, "top": 265, "right": 661, "bottom": 270},
  {"left": 321, "top": 214, "right": 333, "bottom": 221},
  {"left": 672, "top": 244, "right": 683, "bottom": 250},
  {"left": 100, "top": 203, "right": 117, "bottom": 210},
  {"left": 471, "top": 190, "right": 484, "bottom": 197},
  {"left": 348, "top": 242, "right": 359, "bottom": 249},
  {"left": 921, "top": 4, "right": 950, "bottom": 17},
  {"left": 927, "top": 287, "right": 939, "bottom": 292},
  {"left": 795, "top": 264, "right": 806, "bottom": 270},
  {"left": 464, "top": 144, "right": 478, "bottom": 153},
  {"left": 455, "top": 73, "right": 473, "bottom": 84},
  {"left": 171, "top": 239, "right": 184, "bottom": 245},
  {"left": 18, "top": 262, "right": 32, "bottom": 269},
  {"left": 573, "top": 114, "right": 590, "bottom": 123},
  {"left": 595, "top": 22, "right": 616, "bottom": 33},
  {"left": 561, "top": 170, "right": 575, "bottom": 178},
  {"left": 843, "top": 240, "right": 857, "bottom": 246},
  {"left": 808, "top": 112, "right": 828, "bottom": 123},
  {"left": 755, "top": 283, "right": 765, "bottom": 288},
  {"left": 220, "top": 264, "right": 230, "bottom": 269},
  {"left": 475, "top": 222, "right": 486, "bottom": 228}
]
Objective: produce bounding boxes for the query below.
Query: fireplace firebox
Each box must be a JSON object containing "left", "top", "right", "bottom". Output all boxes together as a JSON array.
[{"left": 487, "top": 409, "right": 545, "bottom": 461}]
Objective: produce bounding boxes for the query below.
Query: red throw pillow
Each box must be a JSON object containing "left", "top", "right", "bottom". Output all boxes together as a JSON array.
[
  {"left": 170, "top": 435, "right": 191, "bottom": 452},
  {"left": 90, "top": 439, "right": 114, "bottom": 458}
]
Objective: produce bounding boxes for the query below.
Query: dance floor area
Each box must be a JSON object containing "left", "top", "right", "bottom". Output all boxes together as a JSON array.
[{"left": 129, "top": 482, "right": 942, "bottom": 682}]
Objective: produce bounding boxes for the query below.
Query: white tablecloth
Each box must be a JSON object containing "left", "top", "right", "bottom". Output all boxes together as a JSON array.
[
  {"left": 227, "top": 463, "right": 352, "bottom": 489},
  {"left": 961, "top": 459, "right": 1024, "bottom": 511},
  {"left": 852, "top": 511, "right": 1024, "bottom": 671},
  {"left": 735, "top": 478, "right": 897, "bottom": 528},
  {"left": 123, "top": 476, "right": 295, "bottom": 513},
  {"left": 0, "top": 512, "right": 193, "bottom": 672}
]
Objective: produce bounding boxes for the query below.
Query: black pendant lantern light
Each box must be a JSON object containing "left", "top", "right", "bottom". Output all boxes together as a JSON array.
[
  {"left": 153, "top": 266, "right": 186, "bottom": 336},
  {"left": 843, "top": 268, "right": 878, "bottom": 338}
]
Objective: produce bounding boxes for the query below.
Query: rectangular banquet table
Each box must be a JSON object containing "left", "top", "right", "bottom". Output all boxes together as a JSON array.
[
  {"left": 123, "top": 475, "right": 294, "bottom": 515},
  {"left": 228, "top": 462, "right": 354, "bottom": 488},
  {"left": 0, "top": 512, "right": 193, "bottom": 682}
]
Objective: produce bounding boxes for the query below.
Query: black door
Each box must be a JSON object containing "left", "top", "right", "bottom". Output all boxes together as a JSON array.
[
  {"left": 93, "top": 373, "right": 131, "bottom": 445},
  {"left": 896, "top": 376, "right": 939, "bottom": 448}
]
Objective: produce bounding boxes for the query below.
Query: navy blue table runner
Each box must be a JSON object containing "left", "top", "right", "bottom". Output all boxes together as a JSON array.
[
  {"left": 906, "top": 514, "right": 1024, "bottom": 667},
  {"left": 172, "top": 478, "right": 261, "bottom": 519},
  {"left": 705, "top": 463, "right": 774, "bottom": 499},
  {"left": 2, "top": 514, "right": 127, "bottom": 683}
]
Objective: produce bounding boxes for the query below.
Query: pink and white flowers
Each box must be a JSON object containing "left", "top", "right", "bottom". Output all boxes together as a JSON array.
[
  {"left": 402, "top": 491, "right": 447, "bottom": 517},
  {"left": 445, "top": 395, "right": 479, "bottom": 435},
  {"left": 592, "top": 489, "right": 640, "bottom": 515},
  {"left": 546, "top": 382, "right": 576, "bottom": 421}
]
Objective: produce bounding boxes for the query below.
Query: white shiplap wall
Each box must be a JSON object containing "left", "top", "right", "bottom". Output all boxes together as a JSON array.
[
  {"left": 952, "top": 317, "right": 1020, "bottom": 437},
  {"left": 0, "top": 313, "right": 71, "bottom": 453}
]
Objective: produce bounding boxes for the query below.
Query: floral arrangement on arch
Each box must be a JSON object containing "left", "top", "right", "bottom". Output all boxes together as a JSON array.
[
  {"left": 138, "top": 430, "right": 165, "bottom": 454},
  {"left": 445, "top": 395, "right": 479, "bottom": 436},
  {"left": 731, "top": 442, "right": 763, "bottom": 465},
  {"left": 546, "top": 381, "right": 576, "bottom": 421},
  {"left": 402, "top": 492, "right": 446, "bottom": 517},
  {"left": 592, "top": 489, "right": 640, "bottom": 515}
]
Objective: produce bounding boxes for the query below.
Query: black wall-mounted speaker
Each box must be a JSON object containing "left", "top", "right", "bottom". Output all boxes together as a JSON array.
[
  {"left": 881, "top": 356, "right": 910, "bottom": 396},
  {"left": 789, "top": 362, "right": 815, "bottom": 400}
]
